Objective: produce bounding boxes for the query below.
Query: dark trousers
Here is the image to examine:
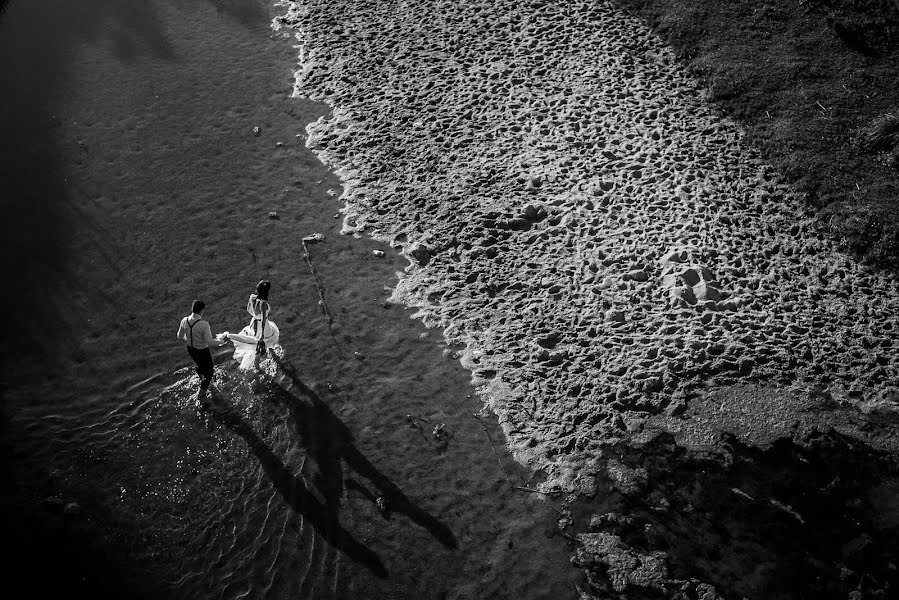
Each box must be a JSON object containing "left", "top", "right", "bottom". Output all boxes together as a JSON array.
[{"left": 186, "top": 346, "right": 214, "bottom": 390}]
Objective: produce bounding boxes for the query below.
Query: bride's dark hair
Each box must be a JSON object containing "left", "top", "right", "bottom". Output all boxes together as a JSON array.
[{"left": 255, "top": 279, "right": 272, "bottom": 301}]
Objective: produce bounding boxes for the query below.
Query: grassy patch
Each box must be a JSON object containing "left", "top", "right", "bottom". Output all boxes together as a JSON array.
[{"left": 612, "top": 0, "right": 899, "bottom": 269}]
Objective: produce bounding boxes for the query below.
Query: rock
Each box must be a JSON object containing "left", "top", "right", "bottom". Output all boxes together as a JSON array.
[
  {"left": 659, "top": 249, "right": 687, "bottom": 265},
  {"left": 670, "top": 286, "right": 697, "bottom": 305},
  {"left": 626, "top": 269, "right": 649, "bottom": 282},
  {"left": 252, "top": 126, "right": 261, "bottom": 137},
  {"left": 642, "top": 376, "right": 664, "bottom": 393},
  {"left": 693, "top": 280, "right": 721, "bottom": 301},
  {"left": 525, "top": 175, "right": 542, "bottom": 190},
  {"left": 660, "top": 272, "right": 679, "bottom": 289},
  {"left": 707, "top": 343, "right": 726, "bottom": 356},
  {"left": 408, "top": 243, "right": 432, "bottom": 266},
  {"left": 536, "top": 332, "right": 562, "bottom": 349},
  {"left": 679, "top": 267, "right": 702, "bottom": 287},
  {"left": 605, "top": 309, "right": 626, "bottom": 323},
  {"left": 589, "top": 512, "right": 634, "bottom": 530},
  {"left": 372, "top": 250, "right": 385, "bottom": 257},
  {"left": 606, "top": 458, "right": 648, "bottom": 495},
  {"left": 276, "top": 141, "right": 284, "bottom": 147},
  {"left": 268, "top": 211, "right": 279, "bottom": 219},
  {"left": 719, "top": 298, "right": 741, "bottom": 311},
  {"left": 302, "top": 232, "right": 325, "bottom": 243},
  {"left": 503, "top": 216, "right": 532, "bottom": 231},
  {"left": 624, "top": 416, "right": 645, "bottom": 432},
  {"left": 63, "top": 502, "right": 82, "bottom": 516},
  {"left": 695, "top": 583, "right": 723, "bottom": 600},
  {"left": 575, "top": 532, "right": 668, "bottom": 592},
  {"left": 523, "top": 203, "right": 549, "bottom": 222}
]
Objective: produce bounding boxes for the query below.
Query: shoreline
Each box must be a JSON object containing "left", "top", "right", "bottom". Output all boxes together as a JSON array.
[
  {"left": 278, "top": 0, "right": 898, "bottom": 487},
  {"left": 278, "top": 0, "right": 899, "bottom": 596},
  {"left": 1, "top": 1, "right": 583, "bottom": 597}
]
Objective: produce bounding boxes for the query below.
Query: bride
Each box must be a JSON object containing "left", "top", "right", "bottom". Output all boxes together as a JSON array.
[{"left": 223, "top": 279, "right": 280, "bottom": 370}]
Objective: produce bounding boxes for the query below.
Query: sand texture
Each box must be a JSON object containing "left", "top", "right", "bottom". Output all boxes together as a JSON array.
[{"left": 276, "top": 0, "right": 899, "bottom": 493}]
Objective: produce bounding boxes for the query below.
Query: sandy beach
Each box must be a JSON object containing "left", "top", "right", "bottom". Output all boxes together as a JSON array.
[{"left": 2, "top": 0, "right": 898, "bottom": 598}]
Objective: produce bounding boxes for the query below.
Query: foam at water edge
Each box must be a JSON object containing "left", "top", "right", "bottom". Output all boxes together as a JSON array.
[{"left": 272, "top": 0, "right": 899, "bottom": 492}]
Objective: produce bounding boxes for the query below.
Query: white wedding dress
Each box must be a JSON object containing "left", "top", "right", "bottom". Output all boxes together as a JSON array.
[{"left": 223, "top": 294, "right": 280, "bottom": 370}]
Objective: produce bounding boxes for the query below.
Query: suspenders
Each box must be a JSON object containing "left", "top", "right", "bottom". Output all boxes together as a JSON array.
[{"left": 186, "top": 318, "right": 205, "bottom": 348}]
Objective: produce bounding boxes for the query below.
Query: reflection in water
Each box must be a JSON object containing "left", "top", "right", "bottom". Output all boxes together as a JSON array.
[{"left": 208, "top": 356, "right": 458, "bottom": 578}]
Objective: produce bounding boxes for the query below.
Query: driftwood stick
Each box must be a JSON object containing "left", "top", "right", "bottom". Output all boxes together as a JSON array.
[
  {"left": 472, "top": 413, "right": 514, "bottom": 487},
  {"left": 301, "top": 237, "right": 345, "bottom": 356}
]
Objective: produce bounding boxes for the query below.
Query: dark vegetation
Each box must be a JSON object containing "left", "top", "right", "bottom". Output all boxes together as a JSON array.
[{"left": 612, "top": 0, "right": 899, "bottom": 269}]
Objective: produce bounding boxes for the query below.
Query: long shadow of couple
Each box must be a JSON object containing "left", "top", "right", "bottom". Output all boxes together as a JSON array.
[{"left": 206, "top": 355, "right": 457, "bottom": 578}]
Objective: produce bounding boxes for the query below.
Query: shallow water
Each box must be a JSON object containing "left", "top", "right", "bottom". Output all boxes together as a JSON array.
[{"left": 0, "top": 0, "right": 581, "bottom": 597}]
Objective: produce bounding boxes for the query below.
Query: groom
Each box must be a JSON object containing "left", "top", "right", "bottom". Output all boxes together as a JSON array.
[{"left": 176, "top": 299, "right": 228, "bottom": 403}]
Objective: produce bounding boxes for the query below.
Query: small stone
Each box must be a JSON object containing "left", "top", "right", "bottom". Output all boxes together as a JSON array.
[
  {"left": 642, "top": 376, "right": 664, "bottom": 393},
  {"left": 626, "top": 269, "right": 649, "bottom": 282},
  {"left": 252, "top": 126, "right": 261, "bottom": 137},
  {"left": 372, "top": 250, "right": 385, "bottom": 257},
  {"left": 42, "top": 496, "right": 64, "bottom": 509},
  {"left": 605, "top": 309, "right": 626, "bottom": 323},
  {"left": 375, "top": 495, "right": 391, "bottom": 518}
]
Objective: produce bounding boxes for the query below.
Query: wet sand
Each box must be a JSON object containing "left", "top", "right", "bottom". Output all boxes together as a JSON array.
[{"left": 0, "top": 0, "right": 579, "bottom": 598}]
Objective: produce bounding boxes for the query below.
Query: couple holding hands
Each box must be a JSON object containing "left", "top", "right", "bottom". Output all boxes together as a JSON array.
[{"left": 176, "top": 279, "right": 281, "bottom": 401}]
